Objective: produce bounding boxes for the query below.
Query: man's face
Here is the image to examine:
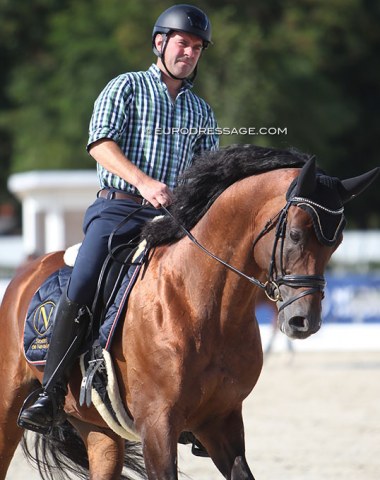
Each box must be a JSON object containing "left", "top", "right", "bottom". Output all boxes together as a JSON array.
[{"left": 156, "top": 31, "right": 204, "bottom": 78}]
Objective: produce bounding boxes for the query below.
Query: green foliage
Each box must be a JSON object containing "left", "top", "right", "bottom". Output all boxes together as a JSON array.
[{"left": 0, "top": 0, "right": 379, "bottom": 225}]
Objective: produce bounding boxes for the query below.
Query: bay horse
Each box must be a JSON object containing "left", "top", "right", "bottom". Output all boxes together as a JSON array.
[{"left": 0, "top": 145, "right": 378, "bottom": 479}]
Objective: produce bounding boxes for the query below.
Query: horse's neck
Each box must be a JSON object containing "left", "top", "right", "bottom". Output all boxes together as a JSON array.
[{"left": 169, "top": 175, "right": 284, "bottom": 323}]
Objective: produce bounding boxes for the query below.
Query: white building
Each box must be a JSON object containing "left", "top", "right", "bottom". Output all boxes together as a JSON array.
[{"left": 7, "top": 170, "right": 98, "bottom": 257}]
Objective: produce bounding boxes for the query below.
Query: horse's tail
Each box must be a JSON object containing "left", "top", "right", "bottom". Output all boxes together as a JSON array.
[{"left": 21, "top": 420, "right": 146, "bottom": 479}]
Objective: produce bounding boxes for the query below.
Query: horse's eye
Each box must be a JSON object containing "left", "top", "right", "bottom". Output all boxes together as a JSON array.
[{"left": 290, "top": 229, "right": 301, "bottom": 243}]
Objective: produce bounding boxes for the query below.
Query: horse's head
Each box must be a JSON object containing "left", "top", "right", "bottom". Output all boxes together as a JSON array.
[{"left": 265, "top": 158, "right": 379, "bottom": 339}]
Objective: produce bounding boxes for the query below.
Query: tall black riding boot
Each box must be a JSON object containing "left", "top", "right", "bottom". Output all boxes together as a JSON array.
[{"left": 18, "top": 290, "right": 90, "bottom": 434}]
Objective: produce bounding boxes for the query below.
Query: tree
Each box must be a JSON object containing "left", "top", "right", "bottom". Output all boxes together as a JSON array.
[{"left": 0, "top": 0, "right": 379, "bottom": 226}]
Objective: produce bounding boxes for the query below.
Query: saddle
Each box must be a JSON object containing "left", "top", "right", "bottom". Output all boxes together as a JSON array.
[{"left": 91, "top": 242, "right": 145, "bottom": 332}]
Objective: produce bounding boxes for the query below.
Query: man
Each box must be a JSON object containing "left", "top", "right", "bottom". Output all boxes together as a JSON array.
[{"left": 19, "top": 4, "right": 218, "bottom": 433}]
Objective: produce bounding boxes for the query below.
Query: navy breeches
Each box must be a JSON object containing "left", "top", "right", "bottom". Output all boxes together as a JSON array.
[{"left": 67, "top": 195, "right": 159, "bottom": 307}]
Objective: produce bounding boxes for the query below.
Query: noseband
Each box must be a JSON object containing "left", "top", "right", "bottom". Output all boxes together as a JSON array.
[{"left": 162, "top": 194, "right": 343, "bottom": 312}]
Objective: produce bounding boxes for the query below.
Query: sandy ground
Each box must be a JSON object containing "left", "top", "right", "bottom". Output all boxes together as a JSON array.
[{"left": 5, "top": 350, "right": 380, "bottom": 479}]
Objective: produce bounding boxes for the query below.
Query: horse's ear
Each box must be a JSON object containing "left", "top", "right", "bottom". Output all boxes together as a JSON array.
[
  {"left": 339, "top": 167, "right": 380, "bottom": 204},
  {"left": 294, "top": 157, "right": 317, "bottom": 197}
]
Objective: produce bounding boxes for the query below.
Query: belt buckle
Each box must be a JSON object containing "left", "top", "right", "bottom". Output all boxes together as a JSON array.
[{"left": 97, "top": 189, "right": 114, "bottom": 200}]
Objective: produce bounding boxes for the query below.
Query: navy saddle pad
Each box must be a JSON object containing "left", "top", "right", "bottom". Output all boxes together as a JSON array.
[{"left": 23, "top": 259, "right": 143, "bottom": 365}]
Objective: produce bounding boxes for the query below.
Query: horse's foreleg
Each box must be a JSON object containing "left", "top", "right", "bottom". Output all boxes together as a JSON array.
[
  {"left": 196, "top": 409, "right": 255, "bottom": 480},
  {"left": 70, "top": 418, "right": 125, "bottom": 480},
  {"left": 231, "top": 456, "right": 255, "bottom": 480},
  {"left": 142, "top": 436, "right": 178, "bottom": 480},
  {"left": 137, "top": 412, "right": 179, "bottom": 480}
]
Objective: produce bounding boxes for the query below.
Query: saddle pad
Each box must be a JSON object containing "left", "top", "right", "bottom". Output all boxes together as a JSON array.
[
  {"left": 24, "top": 267, "right": 71, "bottom": 365},
  {"left": 23, "top": 259, "right": 143, "bottom": 365}
]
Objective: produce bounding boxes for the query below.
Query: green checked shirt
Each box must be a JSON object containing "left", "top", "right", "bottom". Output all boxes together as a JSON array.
[{"left": 88, "top": 63, "right": 219, "bottom": 194}]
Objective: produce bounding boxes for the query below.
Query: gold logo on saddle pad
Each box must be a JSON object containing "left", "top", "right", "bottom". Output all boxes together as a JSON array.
[{"left": 33, "top": 301, "right": 55, "bottom": 336}]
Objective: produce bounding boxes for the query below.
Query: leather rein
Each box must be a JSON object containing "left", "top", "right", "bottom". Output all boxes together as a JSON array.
[{"left": 161, "top": 196, "right": 327, "bottom": 312}]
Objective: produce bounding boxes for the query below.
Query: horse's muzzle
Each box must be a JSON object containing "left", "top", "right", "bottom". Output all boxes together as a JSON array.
[{"left": 281, "top": 314, "right": 321, "bottom": 339}]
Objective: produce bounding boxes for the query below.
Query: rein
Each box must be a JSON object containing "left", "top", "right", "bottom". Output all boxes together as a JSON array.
[
  {"left": 161, "top": 206, "right": 267, "bottom": 290},
  {"left": 161, "top": 196, "right": 328, "bottom": 312}
]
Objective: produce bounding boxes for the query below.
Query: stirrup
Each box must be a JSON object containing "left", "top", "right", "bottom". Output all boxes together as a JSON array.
[
  {"left": 17, "top": 388, "right": 53, "bottom": 435},
  {"left": 17, "top": 388, "right": 66, "bottom": 435}
]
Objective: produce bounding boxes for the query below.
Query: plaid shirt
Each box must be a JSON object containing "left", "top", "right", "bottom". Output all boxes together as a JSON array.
[{"left": 88, "top": 64, "right": 219, "bottom": 194}]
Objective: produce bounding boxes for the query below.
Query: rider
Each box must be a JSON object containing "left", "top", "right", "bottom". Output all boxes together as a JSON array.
[{"left": 19, "top": 4, "right": 218, "bottom": 433}]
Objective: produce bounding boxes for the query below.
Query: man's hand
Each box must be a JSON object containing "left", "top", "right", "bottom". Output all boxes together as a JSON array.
[
  {"left": 89, "top": 139, "right": 174, "bottom": 208},
  {"left": 138, "top": 178, "right": 174, "bottom": 209}
]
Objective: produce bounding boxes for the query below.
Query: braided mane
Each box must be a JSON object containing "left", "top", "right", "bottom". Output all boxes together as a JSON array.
[{"left": 142, "top": 144, "right": 311, "bottom": 247}]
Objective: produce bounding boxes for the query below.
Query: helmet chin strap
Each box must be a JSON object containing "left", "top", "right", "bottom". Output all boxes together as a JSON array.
[{"left": 159, "top": 33, "right": 198, "bottom": 82}]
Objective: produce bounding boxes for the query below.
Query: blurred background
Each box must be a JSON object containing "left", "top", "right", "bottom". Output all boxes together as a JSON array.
[{"left": 1, "top": 0, "right": 380, "bottom": 338}]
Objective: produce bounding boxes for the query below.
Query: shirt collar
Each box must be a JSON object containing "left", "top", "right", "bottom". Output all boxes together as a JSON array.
[{"left": 147, "top": 63, "right": 193, "bottom": 91}]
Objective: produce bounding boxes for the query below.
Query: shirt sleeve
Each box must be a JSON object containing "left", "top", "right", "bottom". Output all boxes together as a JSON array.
[
  {"left": 87, "top": 74, "right": 133, "bottom": 151},
  {"left": 194, "top": 105, "right": 219, "bottom": 156}
]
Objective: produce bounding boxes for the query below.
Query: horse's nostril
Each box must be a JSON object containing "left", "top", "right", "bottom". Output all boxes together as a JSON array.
[{"left": 288, "top": 316, "right": 309, "bottom": 331}]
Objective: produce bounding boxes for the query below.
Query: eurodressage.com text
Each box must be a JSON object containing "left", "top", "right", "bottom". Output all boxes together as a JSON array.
[{"left": 148, "top": 126, "right": 288, "bottom": 136}]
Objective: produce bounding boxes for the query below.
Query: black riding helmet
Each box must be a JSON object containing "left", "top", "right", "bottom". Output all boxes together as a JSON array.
[{"left": 152, "top": 4, "right": 212, "bottom": 80}]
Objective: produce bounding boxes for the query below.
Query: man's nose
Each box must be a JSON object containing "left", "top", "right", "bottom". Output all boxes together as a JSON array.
[{"left": 184, "top": 46, "right": 196, "bottom": 57}]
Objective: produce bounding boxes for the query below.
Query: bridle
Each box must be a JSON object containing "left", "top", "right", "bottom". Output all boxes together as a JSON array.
[
  {"left": 161, "top": 193, "right": 340, "bottom": 312},
  {"left": 252, "top": 198, "right": 326, "bottom": 312}
]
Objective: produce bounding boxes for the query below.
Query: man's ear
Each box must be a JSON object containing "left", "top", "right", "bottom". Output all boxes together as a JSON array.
[{"left": 155, "top": 34, "right": 163, "bottom": 53}]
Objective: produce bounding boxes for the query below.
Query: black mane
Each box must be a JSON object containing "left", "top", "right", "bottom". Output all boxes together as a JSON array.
[{"left": 142, "top": 144, "right": 311, "bottom": 247}]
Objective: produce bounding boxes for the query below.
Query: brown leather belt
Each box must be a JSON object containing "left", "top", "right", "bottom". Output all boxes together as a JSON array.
[{"left": 97, "top": 188, "right": 145, "bottom": 205}]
